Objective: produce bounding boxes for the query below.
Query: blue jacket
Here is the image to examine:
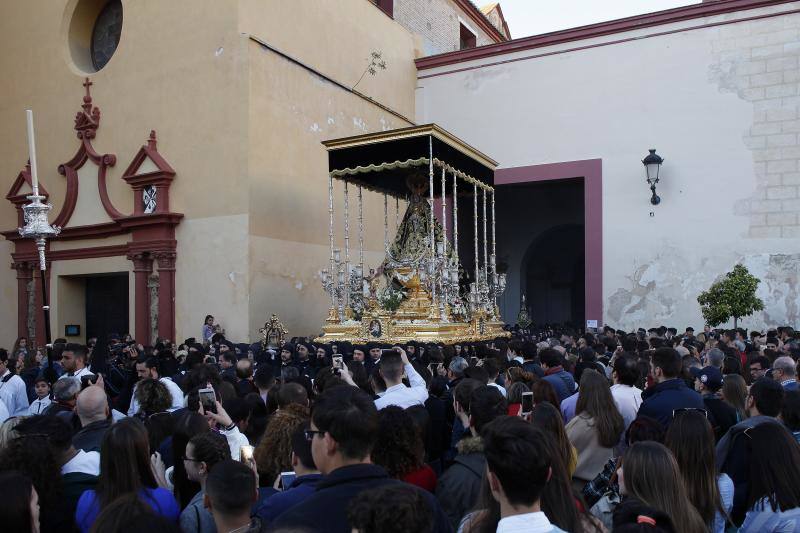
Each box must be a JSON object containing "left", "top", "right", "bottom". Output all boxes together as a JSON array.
[
  {"left": 271, "top": 464, "right": 452, "bottom": 533},
  {"left": 638, "top": 378, "right": 703, "bottom": 428},
  {"left": 257, "top": 473, "right": 322, "bottom": 525},
  {"left": 543, "top": 368, "right": 576, "bottom": 403}
]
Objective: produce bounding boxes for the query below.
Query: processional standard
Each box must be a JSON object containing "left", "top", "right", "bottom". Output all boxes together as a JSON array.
[{"left": 315, "top": 124, "right": 509, "bottom": 345}]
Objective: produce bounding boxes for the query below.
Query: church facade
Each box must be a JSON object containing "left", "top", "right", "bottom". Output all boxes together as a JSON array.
[
  {"left": 0, "top": 0, "right": 506, "bottom": 346},
  {"left": 2, "top": 0, "right": 797, "bottom": 347}
]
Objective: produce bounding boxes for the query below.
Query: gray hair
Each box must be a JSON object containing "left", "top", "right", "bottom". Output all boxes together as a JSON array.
[
  {"left": 773, "top": 356, "right": 797, "bottom": 377},
  {"left": 706, "top": 348, "right": 725, "bottom": 368},
  {"left": 448, "top": 356, "right": 469, "bottom": 377},
  {"left": 52, "top": 377, "right": 81, "bottom": 402}
]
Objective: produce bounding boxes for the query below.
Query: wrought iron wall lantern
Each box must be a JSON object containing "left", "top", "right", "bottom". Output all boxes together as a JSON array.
[{"left": 642, "top": 149, "right": 664, "bottom": 205}]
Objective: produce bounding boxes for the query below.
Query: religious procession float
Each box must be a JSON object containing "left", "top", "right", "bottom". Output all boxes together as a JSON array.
[{"left": 315, "top": 124, "right": 509, "bottom": 345}]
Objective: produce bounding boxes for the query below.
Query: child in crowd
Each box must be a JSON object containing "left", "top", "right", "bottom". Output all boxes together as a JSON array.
[{"left": 27, "top": 376, "right": 51, "bottom": 415}]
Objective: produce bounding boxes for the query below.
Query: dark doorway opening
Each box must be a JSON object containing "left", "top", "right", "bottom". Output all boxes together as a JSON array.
[
  {"left": 85, "top": 274, "right": 128, "bottom": 340},
  {"left": 495, "top": 179, "right": 585, "bottom": 327}
]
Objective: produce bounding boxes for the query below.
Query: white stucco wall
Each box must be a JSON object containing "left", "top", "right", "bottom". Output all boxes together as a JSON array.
[{"left": 417, "top": 3, "right": 800, "bottom": 331}]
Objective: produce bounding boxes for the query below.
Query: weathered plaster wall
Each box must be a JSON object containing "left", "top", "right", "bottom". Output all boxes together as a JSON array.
[
  {"left": 417, "top": 3, "right": 800, "bottom": 330},
  {"left": 237, "top": 0, "right": 419, "bottom": 338},
  {"left": 244, "top": 17, "right": 417, "bottom": 336}
]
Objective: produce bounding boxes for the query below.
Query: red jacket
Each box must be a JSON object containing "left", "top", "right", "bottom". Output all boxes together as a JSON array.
[{"left": 402, "top": 464, "right": 437, "bottom": 492}]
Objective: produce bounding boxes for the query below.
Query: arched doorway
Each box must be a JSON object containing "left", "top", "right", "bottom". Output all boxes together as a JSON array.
[{"left": 520, "top": 224, "right": 585, "bottom": 326}]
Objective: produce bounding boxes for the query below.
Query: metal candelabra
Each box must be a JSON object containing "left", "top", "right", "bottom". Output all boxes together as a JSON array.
[{"left": 19, "top": 111, "right": 61, "bottom": 383}]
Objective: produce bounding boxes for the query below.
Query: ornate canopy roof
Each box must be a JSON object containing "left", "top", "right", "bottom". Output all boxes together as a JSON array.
[{"left": 322, "top": 124, "right": 498, "bottom": 197}]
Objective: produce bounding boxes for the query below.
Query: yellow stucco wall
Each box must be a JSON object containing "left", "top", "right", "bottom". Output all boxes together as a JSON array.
[
  {"left": 242, "top": 0, "right": 417, "bottom": 337},
  {"left": 0, "top": 0, "right": 419, "bottom": 344}
]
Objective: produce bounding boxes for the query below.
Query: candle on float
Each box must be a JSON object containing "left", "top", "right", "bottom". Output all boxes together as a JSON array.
[{"left": 25, "top": 110, "right": 40, "bottom": 196}]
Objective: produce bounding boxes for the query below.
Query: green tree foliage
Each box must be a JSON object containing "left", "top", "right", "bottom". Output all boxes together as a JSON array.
[{"left": 697, "top": 264, "right": 765, "bottom": 328}]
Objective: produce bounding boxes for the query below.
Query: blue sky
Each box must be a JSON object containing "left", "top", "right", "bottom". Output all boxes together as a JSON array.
[{"left": 497, "top": 0, "right": 700, "bottom": 38}]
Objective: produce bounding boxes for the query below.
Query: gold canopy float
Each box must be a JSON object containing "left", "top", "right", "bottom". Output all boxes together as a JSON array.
[{"left": 314, "top": 124, "right": 509, "bottom": 345}]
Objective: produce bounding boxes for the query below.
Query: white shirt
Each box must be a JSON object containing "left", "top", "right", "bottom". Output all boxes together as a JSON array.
[
  {"left": 488, "top": 381, "right": 507, "bottom": 397},
  {"left": 221, "top": 425, "right": 250, "bottom": 461},
  {"left": 497, "top": 512, "right": 566, "bottom": 533},
  {"left": 127, "top": 376, "right": 185, "bottom": 416},
  {"left": 59, "top": 366, "right": 94, "bottom": 381},
  {"left": 374, "top": 364, "right": 428, "bottom": 410},
  {"left": 0, "top": 397, "right": 9, "bottom": 423},
  {"left": 62, "top": 449, "right": 100, "bottom": 476},
  {"left": 27, "top": 396, "right": 52, "bottom": 415},
  {"left": 610, "top": 383, "right": 643, "bottom": 430},
  {"left": 0, "top": 370, "right": 30, "bottom": 416}
]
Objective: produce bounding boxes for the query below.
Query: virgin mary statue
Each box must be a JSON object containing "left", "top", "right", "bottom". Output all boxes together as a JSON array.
[{"left": 383, "top": 174, "right": 453, "bottom": 288}]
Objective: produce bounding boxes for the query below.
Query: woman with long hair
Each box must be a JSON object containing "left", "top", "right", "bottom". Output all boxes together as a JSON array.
[
  {"left": 371, "top": 406, "right": 436, "bottom": 492},
  {"left": 566, "top": 369, "right": 624, "bottom": 490},
  {"left": 253, "top": 403, "right": 308, "bottom": 487},
  {"left": 617, "top": 442, "right": 707, "bottom": 533},
  {"left": 12, "top": 336, "right": 28, "bottom": 358},
  {"left": 531, "top": 379, "right": 559, "bottom": 408},
  {"left": 134, "top": 379, "right": 175, "bottom": 453},
  {"left": 19, "top": 350, "right": 43, "bottom": 402},
  {"left": 739, "top": 423, "right": 800, "bottom": 532},
  {"left": 0, "top": 470, "right": 39, "bottom": 533},
  {"left": 722, "top": 374, "right": 748, "bottom": 422},
  {"left": 664, "top": 410, "right": 731, "bottom": 532},
  {"left": 0, "top": 435, "right": 65, "bottom": 533},
  {"left": 532, "top": 402, "right": 577, "bottom": 476},
  {"left": 75, "top": 418, "right": 179, "bottom": 532},
  {"left": 169, "top": 411, "right": 211, "bottom": 510}
]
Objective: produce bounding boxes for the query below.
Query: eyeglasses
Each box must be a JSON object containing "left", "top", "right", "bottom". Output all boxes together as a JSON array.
[
  {"left": 181, "top": 455, "right": 201, "bottom": 463},
  {"left": 672, "top": 407, "right": 708, "bottom": 418},
  {"left": 303, "top": 429, "right": 325, "bottom": 441}
]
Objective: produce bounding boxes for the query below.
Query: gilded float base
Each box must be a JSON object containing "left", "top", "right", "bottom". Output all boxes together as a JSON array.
[{"left": 314, "top": 312, "right": 509, "bottom": 345}]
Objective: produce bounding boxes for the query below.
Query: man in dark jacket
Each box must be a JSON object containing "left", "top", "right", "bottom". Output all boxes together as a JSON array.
[
  {"left": 436, "top": 386, "right": 508, "bottom": 530},
  {"left": 271, "top": 386, "right": 451, "bottom": 533},
  {"left": 690, "top": 365, "right": 737, "bottom": 441},
  {"left": 255, "top": 423, "right": 321, "bottom": 525},
  {"left": 72, "top": 385, "right": 112, "bottom": 452},
  {"left": 540, "top": 348, "right": 576, "bottom": 403},
  {"left": 638, "top": 347, "right": 703, "bottom": 428},
  {"left": 716, "top": 378, "right": 784, "bottom": 526}
]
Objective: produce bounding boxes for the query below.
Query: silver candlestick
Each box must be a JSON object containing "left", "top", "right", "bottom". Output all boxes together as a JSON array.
[{"left": 20, "top": 110, "right": 60, "bottom": 382}]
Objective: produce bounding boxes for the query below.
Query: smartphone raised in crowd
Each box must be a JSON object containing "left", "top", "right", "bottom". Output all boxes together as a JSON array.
[
  {"left": 332, "top": 356, "right": 344, "bottom": 370},
  {"left": 198, "top": 386, "right": 217, "bottom": 413},
  {"left": 521, "top": 391, "right": 534, "bottom": 415},
  {"left": 280, "top": 471, "right": 297, "bottom": 490}
]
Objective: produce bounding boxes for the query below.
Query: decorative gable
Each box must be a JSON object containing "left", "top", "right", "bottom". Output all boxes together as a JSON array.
[{"left": 122, "top": 130, "right": 176, "bottom": 215}]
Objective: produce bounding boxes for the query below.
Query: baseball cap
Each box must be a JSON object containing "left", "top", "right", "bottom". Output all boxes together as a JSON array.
[{"left": 690, "top": 366, "right": 723, "bottom": 391}]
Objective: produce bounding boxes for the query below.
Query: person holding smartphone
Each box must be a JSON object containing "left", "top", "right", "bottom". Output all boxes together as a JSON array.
[
  {"left": 373, "top": 347, "right": 428, "bottom": 410},
  {"left": 254, "top": 422, "right": 322, "bottom": 526}
]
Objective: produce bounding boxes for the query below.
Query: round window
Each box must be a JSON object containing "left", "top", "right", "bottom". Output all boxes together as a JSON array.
[
  {"left": 91, "top": 0, "right": 122, "bottom": 71},
  {"left": 66, "top": 0, "right": 123, "bottom": 74}
]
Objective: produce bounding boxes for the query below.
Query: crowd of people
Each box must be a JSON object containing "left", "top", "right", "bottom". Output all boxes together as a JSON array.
[{"left": 0, "top": 317, "right": 799, "bottom": 533}]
